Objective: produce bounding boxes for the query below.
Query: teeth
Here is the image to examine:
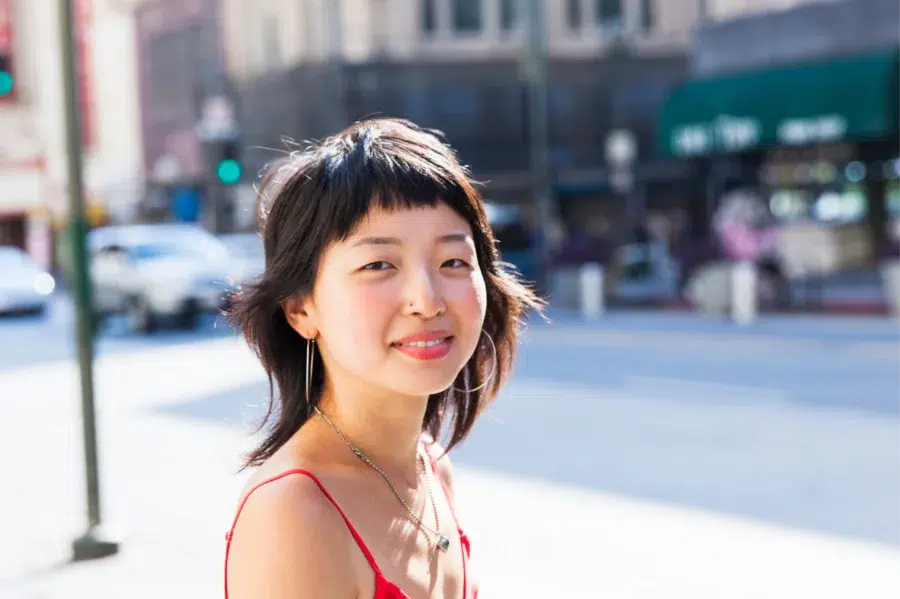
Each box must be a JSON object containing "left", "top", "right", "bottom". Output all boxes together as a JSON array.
[{"left": 400, "top": 338, "right": 446, "bottom": 348}]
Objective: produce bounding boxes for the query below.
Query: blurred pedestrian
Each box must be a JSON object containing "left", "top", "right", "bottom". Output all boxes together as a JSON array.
[{"left": 223, "top": 118, "right": 544, "bottom": 598}]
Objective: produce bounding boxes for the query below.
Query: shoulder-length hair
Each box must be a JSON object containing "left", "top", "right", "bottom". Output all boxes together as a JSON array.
[{"left": 229, "top": 118, "right": 544, "bottom": 469}]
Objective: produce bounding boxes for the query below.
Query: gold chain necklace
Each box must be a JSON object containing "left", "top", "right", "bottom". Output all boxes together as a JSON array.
[{"left": 314, "top": 407, "right": 451, "bottom": 552}]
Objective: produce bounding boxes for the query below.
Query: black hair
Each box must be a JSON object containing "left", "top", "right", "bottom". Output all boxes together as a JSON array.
[{"left": 228, "top": 118, "right": 545, "bottom": 468}]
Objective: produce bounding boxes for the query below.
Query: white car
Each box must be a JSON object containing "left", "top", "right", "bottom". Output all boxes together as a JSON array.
[
  {"left": 88, "top": 224, "right": 235, "bottom": 333},
  {"left": 0, "top": 246, "right": 55, "bottom": 316}
]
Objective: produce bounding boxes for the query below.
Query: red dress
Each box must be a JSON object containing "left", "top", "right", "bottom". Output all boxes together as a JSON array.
[{"left": 224, "top": 448, "right": 477, "bottom": 598}]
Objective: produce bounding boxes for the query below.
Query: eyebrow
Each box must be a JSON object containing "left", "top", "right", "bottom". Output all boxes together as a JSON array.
[{"left": 351, "top": 233, "right": 471, "bottom": 247}]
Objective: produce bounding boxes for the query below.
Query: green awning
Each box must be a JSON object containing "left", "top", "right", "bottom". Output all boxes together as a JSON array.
[{"left": 659, "top": 49, "right": 899, "bottom": 157}]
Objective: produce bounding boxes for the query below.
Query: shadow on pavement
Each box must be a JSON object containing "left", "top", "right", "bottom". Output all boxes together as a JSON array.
[
  {"left": 512, "top": 340, "right": 900, "bottom": 417},
  {"left": 539, "top": 309, "right": 900, "bottom": 343},
  {"left": 0, "top": 312, "right": 237, "bottom": 373},
  {"left": 157, "top": 379, "right": 270, "bottom": 429},
  {"left": 155, "top": 367, "right": 900, "bottom": 549}
]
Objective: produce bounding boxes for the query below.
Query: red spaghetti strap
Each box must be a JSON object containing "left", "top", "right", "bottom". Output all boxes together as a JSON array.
[{"left": 224, "top": 469, "right": 382, "bottom": 599}]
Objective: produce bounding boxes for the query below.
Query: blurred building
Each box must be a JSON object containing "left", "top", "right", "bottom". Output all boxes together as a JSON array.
[
  {"left": 659, "top": 0, "right": 899, "bottom": 276},
  {"left": 122, "top": 0, "right": 892, "bottom": 259},
  {"left": 132, "top": 0, "right": 232, "bottom": 229},
  {"left": 219, "top": 0, "right": 706, "bottom": 237},
  {"left": 0, "top": 0, "right": 143, "bottom": 268},
  {"left": 217, "top": 1, "right": 857, "bottom": 238}
]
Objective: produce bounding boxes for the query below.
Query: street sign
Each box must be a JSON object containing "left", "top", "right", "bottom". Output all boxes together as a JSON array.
[{"left": 195, "top": 95, "right": 238, "bottom": 142}]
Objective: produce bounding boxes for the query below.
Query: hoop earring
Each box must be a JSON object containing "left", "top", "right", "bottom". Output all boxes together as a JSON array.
[
  {"left": 305, "top": 337, "right": 315, "bottom": 403},
  {"left": 452, "top": 330, "right": 497, "bottom": 393}
]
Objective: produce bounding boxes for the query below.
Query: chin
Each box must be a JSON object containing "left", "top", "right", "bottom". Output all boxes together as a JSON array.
[{"left": 390, "top": 370, "right": 460, "bottom": 398}]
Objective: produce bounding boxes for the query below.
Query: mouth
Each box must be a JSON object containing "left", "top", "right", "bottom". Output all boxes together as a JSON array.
[{"left": 391, "top": 334, "right": 454, "bottom": 360}]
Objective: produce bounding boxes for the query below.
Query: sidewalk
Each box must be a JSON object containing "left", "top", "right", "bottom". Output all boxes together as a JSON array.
[
  {"left": 535, "top": 308, "right": 899, "bottom": 344},
  {"left": 0, "top": 341, "right": 252, "bottom": 598},
  {"left": 1, "top": 338, "right": 898, "bottom": 598}
]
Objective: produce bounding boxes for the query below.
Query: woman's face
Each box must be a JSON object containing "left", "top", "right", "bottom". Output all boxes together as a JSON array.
[{"left": 298, "top": 202, "right": 488, "bottom": 399}]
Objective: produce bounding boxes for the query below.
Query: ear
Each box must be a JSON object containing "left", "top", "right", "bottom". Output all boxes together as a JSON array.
[{"left": 282, "top": 294, "right": 317, "bottom": 340}]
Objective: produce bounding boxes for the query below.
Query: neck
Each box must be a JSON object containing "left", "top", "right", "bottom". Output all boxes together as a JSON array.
[{"left": 314, "top": 384, "right": 429, "bottom": 487}]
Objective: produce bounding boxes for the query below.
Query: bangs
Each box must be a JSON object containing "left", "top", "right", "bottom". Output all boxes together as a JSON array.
[{"left": 312, "top": 121, "right": 480, "bottom": 243}]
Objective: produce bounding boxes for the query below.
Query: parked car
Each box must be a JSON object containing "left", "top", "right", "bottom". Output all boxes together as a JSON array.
[
  {"left": 88, "top": 224, "right": 234, "bottom": 333},
  {"left": 0, "top": 246, "right": 55, "bottom": 316}
]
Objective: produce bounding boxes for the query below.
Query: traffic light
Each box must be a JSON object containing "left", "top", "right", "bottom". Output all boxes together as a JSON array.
[
  {"left": 0, "top": 53, "right": 14, "bottom": 98},
  {"left": 215, "top": 139, "right": 242, "bottom": 185}
]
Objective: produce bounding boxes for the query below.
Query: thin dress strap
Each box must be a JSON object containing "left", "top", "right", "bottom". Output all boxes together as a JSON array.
[{"left": 224, "top": 469, "right": 382, "bottom": 599}]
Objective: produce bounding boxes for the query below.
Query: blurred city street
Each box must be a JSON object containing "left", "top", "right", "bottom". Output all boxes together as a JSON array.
[
  {"left": 0, "top": 296, "right": 897, "bottom": 598},
  {"left": 1, "top": 0, "right": 899, "bottom": 597}
]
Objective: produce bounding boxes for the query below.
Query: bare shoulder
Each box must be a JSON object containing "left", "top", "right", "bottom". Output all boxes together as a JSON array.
[{"left": 226, "top": 469, "right": 360, "bottom": 599}]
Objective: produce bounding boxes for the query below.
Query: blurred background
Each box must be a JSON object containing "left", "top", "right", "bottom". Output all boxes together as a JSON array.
[{"left": 0, "top": 0, "right": 898, "bottom": 597}]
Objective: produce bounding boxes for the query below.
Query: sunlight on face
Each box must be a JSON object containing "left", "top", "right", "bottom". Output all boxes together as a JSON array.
[{"left": 311, "top": 203, "right": 488, "bottom": 399}]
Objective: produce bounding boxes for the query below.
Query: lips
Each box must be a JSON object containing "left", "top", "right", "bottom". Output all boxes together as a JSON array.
[{"left": 391, "top": 330, "right": 454, "bottom": 360}]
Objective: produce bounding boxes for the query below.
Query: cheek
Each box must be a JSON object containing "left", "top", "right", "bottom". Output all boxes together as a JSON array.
[
  {"left": 353, "top": 285, "right": 394, "bottom": 330},
  {"left": 323, "top": 282, "right": 394, "bottom": 350},
  {"left": 448, "top": 273, "right": 488, "bottom": 324}
]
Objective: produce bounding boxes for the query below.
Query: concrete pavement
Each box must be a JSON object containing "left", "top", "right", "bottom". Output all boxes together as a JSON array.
[{"left": 0, "top": 311, "right": 898, "bottom": 597}]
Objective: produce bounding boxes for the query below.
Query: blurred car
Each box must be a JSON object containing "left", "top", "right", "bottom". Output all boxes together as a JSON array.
[
  {"left": 0, "top": 246, "right": 55, "bottom": 316},
  {"left": 219, "top": 232, "right": 265, "bottom": 288},
  {"left": 88, "top": 224, "right": 234, "bottom": 333}
]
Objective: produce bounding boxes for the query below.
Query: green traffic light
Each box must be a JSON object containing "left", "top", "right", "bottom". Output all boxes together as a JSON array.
[
  {"left": 217, "top": 158, "right": 242, "bottom": 185},
  {"left": 0, "top": 71, "right": 13, "bottom": 96}
]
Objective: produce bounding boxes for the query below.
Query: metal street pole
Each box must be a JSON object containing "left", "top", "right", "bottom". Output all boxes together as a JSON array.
[
  {"left": 59, "top": 0, "right": 119, "bottom": 561},
  {"left": 523, "top": 0, "right": 558, "bottom": 290},
  {"left": 327, "top": 0, "right": 348, "bottom": 130}
]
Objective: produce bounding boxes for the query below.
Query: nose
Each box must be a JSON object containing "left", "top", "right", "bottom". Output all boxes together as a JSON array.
[{"left": 404, "top": 267, "right": 446, "bottom": 320}]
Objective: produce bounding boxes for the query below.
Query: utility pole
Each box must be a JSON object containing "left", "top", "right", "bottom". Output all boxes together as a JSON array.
[
  {"left": 522, "top": 0, "right": 558, "bottom": 289},
  {"left": 327, "top": 0, "right": 348, "bottom": 131},
  {"left": 59, "top": 0, "right": 119, "bottom": 561}
]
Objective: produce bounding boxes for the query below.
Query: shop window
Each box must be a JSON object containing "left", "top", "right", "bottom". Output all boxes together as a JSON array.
[
  {"left": 595, "top": 0, "right": 624, "bottom": 36},
  {"left": 566, "top": 0, "right": 582, "bottom": 31},
  {"left": 887, "top": 183, "right": 900, "bottom": 217},
  {"left": 439, "top": 89, "right": 479, "bottom": 117},
  {"left": 770, "top": 189, "right": 811, "bottom": 222},
  {"left": 885, "top": 181, "right": 900, "bottom": 243},
  {"left": 452, "top": 0, "right": 482, "bottom": 33},
  {"left": 500, "top": 0, "right": 518, "bottom": 31},
  {"left": 813, "top": 190, "right": 867, "bottom": 223},
  {"left": 639, "top": 0, "right": 655, "bottom": 32},
  {"left": 421, "top": 0, "right": 437, "bottom": 35}
]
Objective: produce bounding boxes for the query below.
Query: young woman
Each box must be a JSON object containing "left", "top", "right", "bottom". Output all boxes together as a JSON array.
[{"left": 224, "top": 118, "right": 543, "bottom": 599}]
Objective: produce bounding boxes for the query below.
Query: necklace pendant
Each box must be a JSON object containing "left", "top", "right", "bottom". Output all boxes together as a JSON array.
[{"left": 437, "top": 535, "right": 451, "bottom": 552}]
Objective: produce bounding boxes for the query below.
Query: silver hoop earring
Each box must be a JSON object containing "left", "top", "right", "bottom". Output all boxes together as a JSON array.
[
  {"left": 305, "top": 337, "right": 315, "bottom": 403},
  {"left": 452, "top": 330, "right": 497, "bottom": 393}
]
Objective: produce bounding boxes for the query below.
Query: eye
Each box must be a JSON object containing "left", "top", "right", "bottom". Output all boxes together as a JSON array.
[
  {"left": 361, "top": 261, "right": 394, "bottom": 271},
  {"left": 442, "top": 258, "right": 471, "bottom": 269}
]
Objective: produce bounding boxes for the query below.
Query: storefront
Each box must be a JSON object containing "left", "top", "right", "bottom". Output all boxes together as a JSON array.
[{"left": 658, "top": 48, "right": 899, "bottom": 268}]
